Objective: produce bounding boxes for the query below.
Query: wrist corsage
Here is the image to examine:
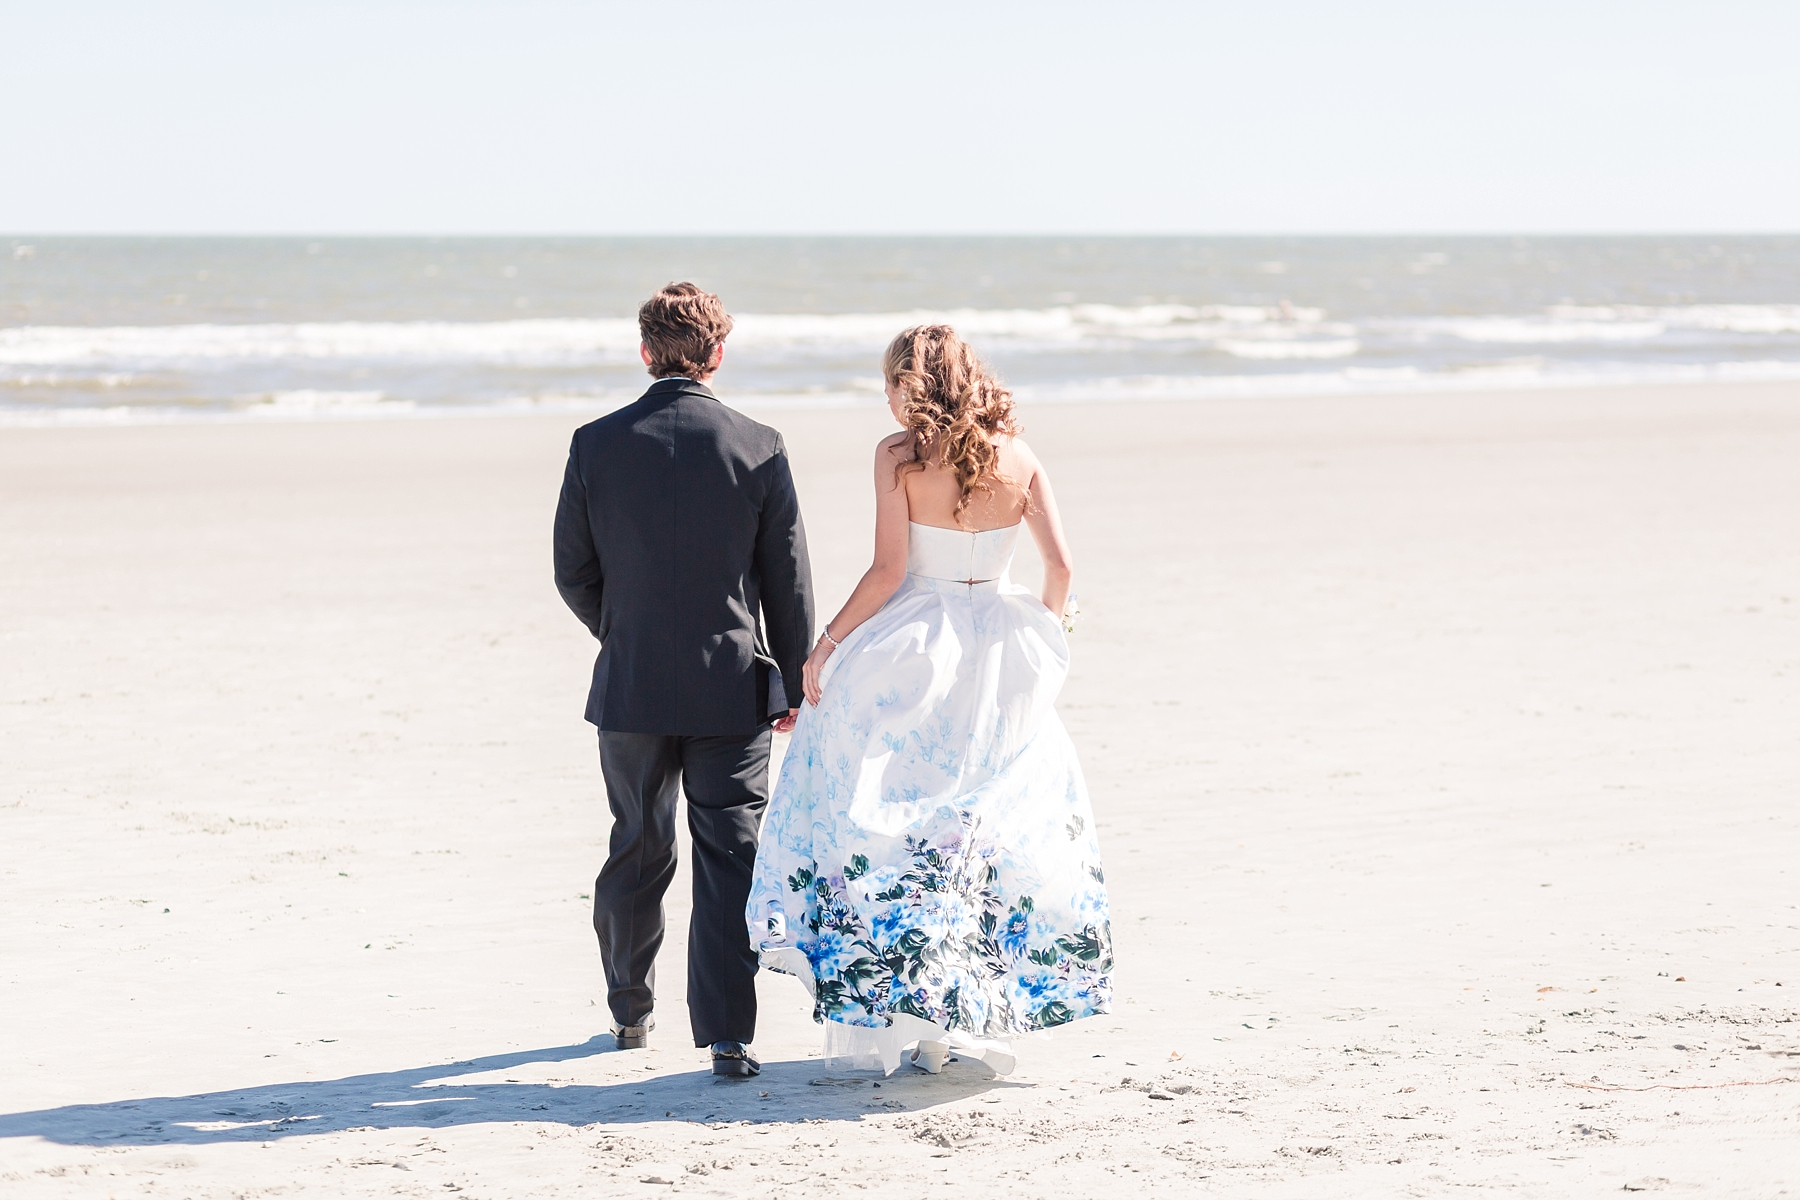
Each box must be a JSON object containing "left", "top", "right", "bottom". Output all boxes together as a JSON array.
[{"left": 1061, "top": 593, "right": 1082, "bottom": 634}]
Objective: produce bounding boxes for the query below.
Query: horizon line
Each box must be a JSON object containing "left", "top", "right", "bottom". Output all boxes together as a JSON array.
[{"left": 8, "top": 230, "right": 1800, "bottom": 241}]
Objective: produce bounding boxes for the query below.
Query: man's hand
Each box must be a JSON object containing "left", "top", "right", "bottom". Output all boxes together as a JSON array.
[{"left": 771, "top": 708, "right": 799, "bottom": 734}]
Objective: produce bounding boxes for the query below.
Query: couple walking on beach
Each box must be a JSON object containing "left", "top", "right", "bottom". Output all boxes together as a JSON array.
[{"left": 553, "top": 284, "right": 1113, "bottom": 1078}]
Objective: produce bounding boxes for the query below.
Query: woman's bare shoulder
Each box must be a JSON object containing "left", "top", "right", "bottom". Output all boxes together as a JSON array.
[
  {"left": 875, "top": 431, "right": 914, "bottom": 462},
  {"left": 871, "top": 431, "right": 914, "bottom": 492},
  {"left": 1007, "top": 434, "right": 1046, "bottom": 476}
]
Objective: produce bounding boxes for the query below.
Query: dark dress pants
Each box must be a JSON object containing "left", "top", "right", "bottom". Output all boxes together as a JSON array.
[{"left": 594, "top": 729, "right": 769, "bottom": 1047}]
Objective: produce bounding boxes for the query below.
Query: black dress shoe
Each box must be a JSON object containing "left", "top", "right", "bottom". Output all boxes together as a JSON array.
[
  {"left": 612, "top": 1015, "right": 654, "bottom": 1050},
  {"left": 710, "top": 1041, "right": 760, "bottom": 1077}
]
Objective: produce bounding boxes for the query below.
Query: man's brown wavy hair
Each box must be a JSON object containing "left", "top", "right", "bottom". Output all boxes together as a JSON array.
[
  {"left": 884, "top": 324, "right": 1023, "bottom": 529},
  {"left": 638, "top": 282, "right": 734, "bottom": 379}
]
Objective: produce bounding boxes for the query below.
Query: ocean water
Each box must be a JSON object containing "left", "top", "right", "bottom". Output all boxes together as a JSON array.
[{"left": 3, "top": 236, "right": 1798, "bottom": 424}]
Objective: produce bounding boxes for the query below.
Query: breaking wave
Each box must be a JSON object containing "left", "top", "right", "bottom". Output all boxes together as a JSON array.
[{"left": 3, "top": 301, "right": 1796, "bottom": 423}]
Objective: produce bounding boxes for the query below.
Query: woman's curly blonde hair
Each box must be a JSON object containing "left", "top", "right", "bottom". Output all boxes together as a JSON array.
[{"left": 884, "top": 324, "right": 1022, "bottom": 528}]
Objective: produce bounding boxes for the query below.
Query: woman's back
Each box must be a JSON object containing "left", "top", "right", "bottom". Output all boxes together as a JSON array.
[{"left": 899, "top": 434, "right": 1032, "bottom": 531}]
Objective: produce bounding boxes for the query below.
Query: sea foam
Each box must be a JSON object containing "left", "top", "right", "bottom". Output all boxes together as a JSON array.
[
  {"left": 0, "top": 304, "right": 1344, "bottom": 368},
  {"left": 3, "top": 300, "right": 1796, "bottom": 423}
]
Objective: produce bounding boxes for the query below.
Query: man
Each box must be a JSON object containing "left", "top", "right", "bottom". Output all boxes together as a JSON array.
[{"left": 553, "top": 282, "right": 812, "bottom": 1077}]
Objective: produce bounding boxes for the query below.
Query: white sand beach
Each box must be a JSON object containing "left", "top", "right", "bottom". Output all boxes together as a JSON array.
[{"left": 2, "top": 380, "right": 1797, "bottom": 1197}]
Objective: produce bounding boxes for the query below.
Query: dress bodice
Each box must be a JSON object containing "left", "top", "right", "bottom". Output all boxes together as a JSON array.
[{"left": 907, "top": 521, "right": 1021, "bottom": 582}]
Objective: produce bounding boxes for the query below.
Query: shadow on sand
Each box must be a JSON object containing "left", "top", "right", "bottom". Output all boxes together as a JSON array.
[{"left": 0, "top": 1037, "right": 1023, "bottom": 1147}]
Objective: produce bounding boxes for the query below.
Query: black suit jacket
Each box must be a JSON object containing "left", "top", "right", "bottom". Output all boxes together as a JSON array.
[{"left": 553, "top": 378, "right": 814, "bottom": 735}]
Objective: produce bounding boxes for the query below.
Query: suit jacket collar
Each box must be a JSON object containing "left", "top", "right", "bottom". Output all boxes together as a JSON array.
[{"left": 644, "top": 376, "right": 716, "bottom": 402}]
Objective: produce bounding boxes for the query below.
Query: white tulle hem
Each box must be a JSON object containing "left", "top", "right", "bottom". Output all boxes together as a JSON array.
[{"left": 762, "top": 946, "right": 1017, "bottom": 1076}]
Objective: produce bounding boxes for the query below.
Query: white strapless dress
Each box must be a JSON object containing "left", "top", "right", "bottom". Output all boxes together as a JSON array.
[{"left": 747, "top": 522, "right": 1113, "bottom": 1074}]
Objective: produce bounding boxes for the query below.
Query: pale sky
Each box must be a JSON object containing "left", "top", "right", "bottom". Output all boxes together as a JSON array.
[{"left": 3, "top": 0, "right": 1797, "bottom": 235}]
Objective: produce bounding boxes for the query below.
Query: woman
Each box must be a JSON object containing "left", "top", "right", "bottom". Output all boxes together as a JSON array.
[{"left": 747, "top": 324, "right": 1113, "bottom": 1075}]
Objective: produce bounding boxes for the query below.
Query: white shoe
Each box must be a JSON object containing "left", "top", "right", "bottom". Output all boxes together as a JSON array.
[{"left": 911, "top": 1040, "right": 948, "bottom": 1074}]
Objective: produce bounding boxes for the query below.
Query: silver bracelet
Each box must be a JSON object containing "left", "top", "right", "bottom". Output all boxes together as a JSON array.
[{"left": 819, "top": 628, "right": 840, "bottom": 648}]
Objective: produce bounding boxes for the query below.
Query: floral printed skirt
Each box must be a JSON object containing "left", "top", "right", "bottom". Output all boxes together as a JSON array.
[{"left": 747, "top": 572, "right": 1114, "bottom": 1074}]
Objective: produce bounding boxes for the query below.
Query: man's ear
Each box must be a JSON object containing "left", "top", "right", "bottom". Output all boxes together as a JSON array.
[
  {"left": 640, "top": 342, "right": 653, "bottom": 367},
  {"left": 708, "top": 342, "right": 725, "bottom": 371}
]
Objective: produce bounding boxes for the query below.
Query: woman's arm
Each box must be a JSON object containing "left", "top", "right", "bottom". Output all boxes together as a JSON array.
[
  {"left": 1017, "top": 439, "right": 1074, "bottom": 617},
  {"left": 801, "top": 435, "right": 913, "bottom": 706}
]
